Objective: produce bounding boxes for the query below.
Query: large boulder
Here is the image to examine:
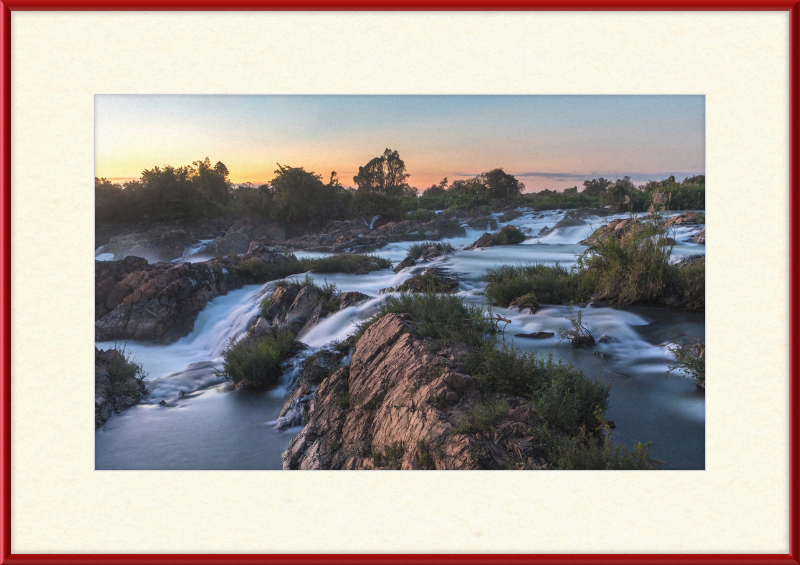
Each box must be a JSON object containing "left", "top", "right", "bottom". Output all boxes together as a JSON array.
[
  {"left": 282, "top": 314, "right": 551, "bottom": 470},
  {"left": 578, "top": 218, "right": 637, "bottom": 246},
  {"left": 692, "top": 230, "right": 705, "bottom": 244},
  {"left": 666, "top": 211, "right": 701, "bottom": 228},
  {"left": 95, "top": 258, "right": 239, "bottom": 343}
]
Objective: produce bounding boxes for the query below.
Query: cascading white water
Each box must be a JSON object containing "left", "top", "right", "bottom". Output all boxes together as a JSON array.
[{"left": 96, "top": 208, "right": 706, "bottom": 470}]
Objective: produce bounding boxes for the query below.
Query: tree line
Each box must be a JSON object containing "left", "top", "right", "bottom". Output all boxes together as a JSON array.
[{"left": 96, "top": 148, "right": 703, "bottom": 228}]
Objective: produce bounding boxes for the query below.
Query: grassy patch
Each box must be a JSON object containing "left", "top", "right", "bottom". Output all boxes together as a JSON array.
[
  {"left": 450, "top": 400, "right": 510, "bottom": 434},
  {"left": 215, "top": 330, "right": 296, "bottom": 388},
  {"left": 468, "top": 216, "right": 498, "bottom": 231},
  {"left": 408, "top": 209, "right": 437, "bottom": 222},
  {"left": 484, "top": 263, "right": 578, "bottom": 306},
  {"left": 235, "top": 253, "right": 391, "bottom": 283},
  {"left": 354, "top": 293, "right": 494, "bottom": 347},
  {"left": 395, "top": 272, "right": 456, "bottom": 293}
]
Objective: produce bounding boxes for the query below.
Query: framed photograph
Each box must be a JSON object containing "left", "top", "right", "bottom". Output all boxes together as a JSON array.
[{"left": 2, "top": 2, "right": 797, "bottom": 563}]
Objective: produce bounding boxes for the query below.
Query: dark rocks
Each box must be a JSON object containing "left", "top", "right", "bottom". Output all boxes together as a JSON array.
[
  {"left": 339, "top": 291, "right": 370, "bottom": 310},
  {"left": 394, "top": 256, "right": 416, "bottom": 273},
  {"left": 596, "top": 335, "right": 615, "bottom": 343},
  {"left": 95, "top": 257, "right": 240, "bottom": 343},
  {"left": 593, "top": 351, "right": 611, "bottom": 359},
  {"left": 674, "top": 254, "right": 705, "bottom": 269},
  {"left": 665, "top": 211, "right": 701, "bottom": 228},
  {"left": 100, "top": 226, "right": 200, "bottom": 263},
  {"left": 514, "top": 332, "right": 554, "bottom": 339},
  {"left": 194, "top": 219, "right": 286, "bottom": 258}
]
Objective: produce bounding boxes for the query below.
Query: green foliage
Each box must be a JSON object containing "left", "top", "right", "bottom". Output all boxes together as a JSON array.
[
  {"left": 494, "top": 225, "right": 526, "bottom": 245},
  {"left": 395, "top": 272, "right": 456, "bottom": 293},
  {"left": 354, "top": 293, "right": 494, "bottom": 347},
  {"left": 665, "top": 336, "right": 705, "bottom": 387},
  {"left": 349, "top": 191, "right": 405, "bottom": 223},
  {"left": 372, "top": 442, "right": 405, "bottom": 469},
  {"left": 484, "top": 263, "right": 578, "bottom": 306},
  {"left": 105, "top": 344, "right": 148, "bottom": 397},
  {"left": 574, "top": 214, "right": 674, "bottom": 305},
  {"left": 532, "top": 421, "right": 659, "bottom": 470},
  {"left": 234, "top": 253, "right": 391, "bottom": 283},
  {"left": 450, "top": 400, "right": 510, "bottom": 434},
  {"left": 271, "top": 164, "right": 351, "bottom": 229},
  {"left": 415, "top": 441, "right": 436, "bottom": 470},
  {"left": 462, "top": 347, "right": 609, "bottom": 434},
  {"left": 408, "top": 209, "right": 437, "bottom": 222},
  {"left": 353, "top": 149, "right": 412, "bottom": 197},
  {"left": 215, "top": 330, "right": 296, "bottom": 388}
]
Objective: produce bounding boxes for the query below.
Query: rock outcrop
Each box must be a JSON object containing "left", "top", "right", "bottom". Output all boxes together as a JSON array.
[
  {"left": 95, "top": 258, "right": 240, "bottom": 343},
  {"left": 191, "top": 219, "right": 286, "bottom": 258},
  {"left": 280, "top": 218, "right": 466, "bottom": 253},
  {"left": 692, "top": 230, "right": 705, "bottom": 244},
  {"left": 282, "top": 314, "right": 553, "bottom": 470},
  {"left": 665, "top": 211, "right": 702, "bottom": 228},
  {"left": 578, "top": 218, "right": 637, "bottom": 246},
  {"left": 258, "top": 283, "right": 371, "bottom": 339}
]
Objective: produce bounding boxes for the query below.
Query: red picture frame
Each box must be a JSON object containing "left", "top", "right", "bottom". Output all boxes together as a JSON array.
[{"left": 1, "top": 2, "right": 798, "bottom": 564}]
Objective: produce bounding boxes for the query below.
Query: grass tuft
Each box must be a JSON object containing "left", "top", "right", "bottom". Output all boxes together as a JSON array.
[{"left": 215, "top": 330, "right": 296, "bottom": 388}]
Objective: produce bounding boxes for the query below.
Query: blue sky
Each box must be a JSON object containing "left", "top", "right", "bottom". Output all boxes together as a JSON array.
[{"left": 95, "top": 95, "right": 705, "bottom": 192}]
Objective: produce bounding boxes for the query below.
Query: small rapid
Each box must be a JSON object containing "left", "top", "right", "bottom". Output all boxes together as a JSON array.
[{"left": 96, "top": 209, "right": 706, "bottom": 470}]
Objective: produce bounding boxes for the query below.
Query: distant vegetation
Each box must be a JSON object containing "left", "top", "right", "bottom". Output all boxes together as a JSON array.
[{"left": 97, "top": 148, "right": 704, "bottom": 229}]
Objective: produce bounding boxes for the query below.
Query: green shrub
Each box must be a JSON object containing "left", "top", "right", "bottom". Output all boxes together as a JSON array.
[
  {"left": 215, "top": 330, "right": 296, "bottom": 388},
  {"left": 574, "top": 214, "right": 673, "bottom": 305},
  {"left": 532, "top": 421, "right": 659, "bottom": 470},
  {"left": 468, "top": 216, "right": 498, "bottom": 231},
  {"left": 107, "top": 344, "right": 148, "bottom": 386},
  {"left": 372, "top": 442, "right": 405, "bottom": 469},
  {"left": 463, "top": 347, "right": 609, "bottom": 434},
  {"left": 665, "top": 336, "right": 705, "bottom": 388},
  {"left": 354, "top": 293, "right": 493, "bottom": 347},
  {"left": 495, "top": 225, "right": 526, "bottom": 245},
  {"left": 409, "top": 209, "right": 437, "bottom": 222},
  {"left": 558, "top": 306, "right": 595, "bottom": 348},
  {"left": 450, "top": 400, "right": 510, "bottom": 434},
  {"left": 395, "top": 272, "right": 456, "bottom": 293}
]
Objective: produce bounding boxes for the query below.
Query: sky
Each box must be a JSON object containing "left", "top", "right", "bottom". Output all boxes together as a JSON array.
[{"left": 95, "top": 95, "right": 705, "bottom": 193}]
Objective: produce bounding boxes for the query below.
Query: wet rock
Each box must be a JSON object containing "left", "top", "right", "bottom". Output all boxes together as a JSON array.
[
  {"left": 665, "top": 211, "right": 701, "bottom": 228},
  {"left": 95, "top": 256, "right": 150, "bottom": 319},
  {"left": 596, "top": 335, "right": 615, "bottom": 343},
  {"left": 394, "top": 268, "right": 458, "bottom": 293},
  {"left": 101, "top": 226, "right": 199, "bottom": 263},
  {"left": 339, "top": 291, "right": 370, "bottom": 310},
  {"left": 394, "top": 256, "right": 416, "bottom": 273},
  {"left": 197, "top": 219, "right": 286, "bottom": 258},
  {"left": 673, "top": 254, "right": 705, "bottom": 269},
  {"left": 593, "top": 351, "right": 611, "bottom": 359},
  {"left": 579, "top": 218, "right": 637, "bottom": 246},
  {"left": 514, "top": 332, "right": 554, "bottom": 339},
  {"left": 95, "top": 258, "right": 240, "bottom": 343},
  {"left": 692, "top": 230, "right": 705, "bottom": 244},
  {"left": 541, "top": 216, "right": 586, "bottom": 236},
  {"left": 262, "top": 285, "right": 300, "bottom": 324},
  {"left": 282, "top": 286, "right": 323, "bottom": 336}
]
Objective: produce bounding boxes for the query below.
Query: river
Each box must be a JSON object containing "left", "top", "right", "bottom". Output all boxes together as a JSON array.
[{"left": 95, "top": 209, "right": 705, "bottom": 470}]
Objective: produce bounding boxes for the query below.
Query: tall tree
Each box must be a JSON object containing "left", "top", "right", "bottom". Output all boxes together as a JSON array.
[{"left": 353, "top": 148, "right": 411, "bottom": 196}]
